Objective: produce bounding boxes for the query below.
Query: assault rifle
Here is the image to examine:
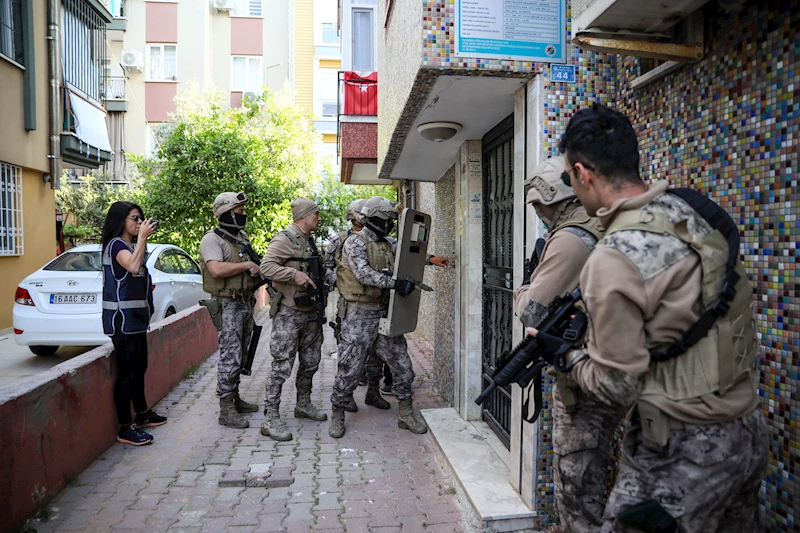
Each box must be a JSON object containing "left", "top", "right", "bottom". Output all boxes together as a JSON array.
[
  {"left": 291, "top": 237, "right": 328, "bottom": 331},
  {"left": 211, "top": 228, "right": 271, "bottom": 377},
  {"left": 475, "top": 287, "right": 586, "bottom": 423},
  {"left": 241, "top": 277, "right": 276, "bottom": 376}
]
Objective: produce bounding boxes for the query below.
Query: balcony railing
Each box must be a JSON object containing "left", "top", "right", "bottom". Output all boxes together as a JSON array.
[
  {"left": 62, "top": 0, "right": 108, "bottom": 103},
  {"left": 102, "top": 76, "right": 126, "bottom": 100},
  {"left": 338, "top": 71, "right": 378, "bottom": 116},
  {"left": 337, "top": 71, "right": 378, "bottom": 163}
]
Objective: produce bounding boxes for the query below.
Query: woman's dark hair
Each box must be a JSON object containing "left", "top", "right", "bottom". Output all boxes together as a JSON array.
[
  {"left": 101, "top": 201, "right": 144, "bottom": 251},
  {"left": 559, "top": 103, "right": 641, "bottom": 187}
]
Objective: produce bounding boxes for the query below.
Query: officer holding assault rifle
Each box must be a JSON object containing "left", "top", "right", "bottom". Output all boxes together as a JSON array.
[{"left": 478, "top": 104, "right": 766, "bottom": 533}]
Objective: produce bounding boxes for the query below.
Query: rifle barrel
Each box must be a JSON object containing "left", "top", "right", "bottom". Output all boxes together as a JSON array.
[{"left": 475, "top": 381, "right": 497, "bottom": 405}]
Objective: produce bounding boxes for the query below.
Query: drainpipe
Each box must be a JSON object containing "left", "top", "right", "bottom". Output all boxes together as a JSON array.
[{"left": 46, "top": 0, "right": 61, "bottom": 189}]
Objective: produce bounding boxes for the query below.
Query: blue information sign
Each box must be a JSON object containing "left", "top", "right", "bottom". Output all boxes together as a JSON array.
[
  {"left": 456, "top": 0, "right": 566, "bottom": 63},
  {"left": 550, "top": 64, "right": 576, "bottom": 83}
]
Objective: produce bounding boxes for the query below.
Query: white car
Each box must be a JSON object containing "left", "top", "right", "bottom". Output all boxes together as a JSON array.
[{"left": 13, "top": 243, "right": 210, "bottom": 355}]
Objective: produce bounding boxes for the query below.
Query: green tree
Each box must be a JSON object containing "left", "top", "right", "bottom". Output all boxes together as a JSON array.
[
  {"left": 132, "top": 83, "right": 319, "bottom": 257},
  {"left": 55, "top": 170, "right": 124, "bottom": 244},
  {"left": 312, "top": 170, "right": 396, "bottom": 244}
]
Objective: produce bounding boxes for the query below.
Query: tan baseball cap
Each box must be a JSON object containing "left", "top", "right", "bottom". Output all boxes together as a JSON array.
[
  {"left": 524, "top": 156, "right": 576, "bottom": 206},
  {"left": 213, "top": 192, "right": 248, "bottom": 219}
]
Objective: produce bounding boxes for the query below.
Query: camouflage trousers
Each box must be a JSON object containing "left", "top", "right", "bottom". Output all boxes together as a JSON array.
[
  {"left": 331, "top": 307, "right": 415, "bottom": 407},
  {"left": 263, "top": 306, "right": 323, "bottom": 408},
  {"left": 552, "top": 382, "right": 627, "bottom": 533},
  {"left": 601, "top": 407, "right": 768, "bottom": 533},
  {"left": 216, "top": 298, "right": 254, "bottom": 399}
]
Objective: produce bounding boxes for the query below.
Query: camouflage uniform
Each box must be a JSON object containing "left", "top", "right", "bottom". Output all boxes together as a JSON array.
[
  {"left": 602, "top": 408, "right": 768, "bottom": 533},
  {"left": 264, "top": 305, "right": 323, "bottom": 407},
  {"left": 330, "top": 229, "right": 414, "bottom": 407},
  {"left": 332, "top": 306, "right": 414, "bottom": 405},
  {"left": 216, "top": 298, "right": 255, "bottom": 398},
  {"left": 566, "top": 182, "right": 767, "bottom": 533},
  {"left": 515, "top": 203, "right": 618, "bottom": 533}
]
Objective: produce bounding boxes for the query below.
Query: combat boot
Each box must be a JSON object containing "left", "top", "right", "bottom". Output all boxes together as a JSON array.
[
  {"left": 219, "top": 395, "right": 249, "bottom": 429},
  {"left": 397, "top": 399, "right": 428, "bottom": 434},
  {"left": 260, "top": 405, "right": 292, "bottom": 441},
  {"left": 328, "top": 405, "right": 345, "bottom": 438},
  {"left": 294, "top": 390, "right": 328, "bottom": 421},
  {"left": 233, "top": 390, "right": 258, "bottom": 413},
  {"left": 365, "top": 385, "right": 390, "bottom": 410},
  {"left": 344, "top": 394, "right": 358, "bottom": 413}
]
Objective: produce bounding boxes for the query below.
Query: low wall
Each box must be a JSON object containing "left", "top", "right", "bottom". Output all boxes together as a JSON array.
[{"left": 0, "top": 305, "right": 219, "bottom": 533}]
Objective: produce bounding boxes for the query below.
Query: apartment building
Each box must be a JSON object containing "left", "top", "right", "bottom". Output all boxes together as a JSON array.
[
  {"left": 336, "top": 0, "right": 381, "bottom": 185},
  {"left": 103, "top": 0, "right": 338, "bottom": 179},
  {"left": 379, "top": 0, "right": 799, "bottom": 530},
  {"left": 0, "top": 0, "right": 113, "bottom": 329}
]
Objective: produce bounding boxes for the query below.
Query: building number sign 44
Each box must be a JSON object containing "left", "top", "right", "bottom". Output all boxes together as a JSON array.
[{"left": 551, "top": 64, "right": 576, "bottom": 83}]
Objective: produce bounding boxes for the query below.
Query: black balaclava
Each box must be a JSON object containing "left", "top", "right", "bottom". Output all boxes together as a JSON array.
[{"left": 219, "top": 210, "right": 247, "bottom": 233}]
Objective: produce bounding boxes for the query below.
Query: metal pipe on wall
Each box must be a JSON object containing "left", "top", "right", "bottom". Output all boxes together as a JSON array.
[{"left": 46, "top": 0, "right": 61, "bottom": 189}]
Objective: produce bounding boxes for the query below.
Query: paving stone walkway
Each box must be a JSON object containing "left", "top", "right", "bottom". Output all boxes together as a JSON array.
[{"left": 27, "top": 316, "right": 479, "bottom": 533}]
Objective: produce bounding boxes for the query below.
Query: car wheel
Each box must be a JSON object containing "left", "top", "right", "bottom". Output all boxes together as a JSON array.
[
  {"left": 30, "top": 346, "right": 59, "bottom": 356},
  {"left": 165, "top": 307, "right": 176, "bottom": 318}
]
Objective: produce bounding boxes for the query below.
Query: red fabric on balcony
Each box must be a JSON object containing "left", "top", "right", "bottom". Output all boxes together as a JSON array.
[{"left": 343, "top": 71, "right": 378, "bottom": 115}]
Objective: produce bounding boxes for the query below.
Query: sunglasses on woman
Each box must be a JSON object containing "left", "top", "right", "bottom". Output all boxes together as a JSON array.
[{"left": 128, "top": 215, "right": 144, "bottom": 222}]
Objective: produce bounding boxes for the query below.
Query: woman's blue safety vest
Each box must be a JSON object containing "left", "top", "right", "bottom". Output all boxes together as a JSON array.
[{"left": 102, "top": 238, "right": 154, "bottom": 335}]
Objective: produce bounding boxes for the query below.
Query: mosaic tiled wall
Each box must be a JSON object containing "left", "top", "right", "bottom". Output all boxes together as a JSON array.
[
  {"left": 613, "top": 3, "right": 799, "bottom": 530},
  {"left": 530, "top": 10, "right": 617, "bottom": 530}
]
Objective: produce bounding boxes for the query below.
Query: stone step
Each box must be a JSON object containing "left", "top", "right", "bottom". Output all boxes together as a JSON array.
[{"left": 421, "top": 407, "right": 540, "bottom": 533}]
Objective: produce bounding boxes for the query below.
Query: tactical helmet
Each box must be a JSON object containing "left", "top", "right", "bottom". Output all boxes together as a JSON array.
[
  {"left": 361, "top": 196, "right": 398, "bottom": 236},
  {"left": 213, "top": 192, "right": 248, "bottom": 219},
  {"left": 524, "top": 156, "right": 576, "bottom": 206},
  {"left": 347, "top": 199, "right": 366, "bottom": 222}
]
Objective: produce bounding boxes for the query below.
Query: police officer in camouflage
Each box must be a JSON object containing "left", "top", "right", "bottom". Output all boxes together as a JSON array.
[
  {"left": 199, "top": 192, "right": 261, "bottom": 429},
  {"left": 259, "top": 198, "right": 328, "bottom": 442},
  {"left": 529, "top": 104, "right": 768, "bottom": 533},
  {"left": 325, "top": 199, "right": 367, "bottom": 414},
  {"left": 328, "top": 196, "right": 428, "bottom": 438},
  {"left": 513, "top": 156, "right": 621, "bottom": 533}
]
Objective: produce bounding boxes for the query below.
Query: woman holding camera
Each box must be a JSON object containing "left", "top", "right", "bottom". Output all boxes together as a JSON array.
[{"left": 101, "top": 201, "right": 167, "bottom": 445}]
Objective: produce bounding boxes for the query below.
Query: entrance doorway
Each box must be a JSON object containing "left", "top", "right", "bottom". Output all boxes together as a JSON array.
[{"left": 480, "top": 114, "right": 514, "bottom": 449}]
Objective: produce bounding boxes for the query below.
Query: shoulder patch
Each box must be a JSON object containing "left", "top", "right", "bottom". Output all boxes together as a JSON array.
[{"left": 599, "top": 230, "right": 692, "bottom": 280}]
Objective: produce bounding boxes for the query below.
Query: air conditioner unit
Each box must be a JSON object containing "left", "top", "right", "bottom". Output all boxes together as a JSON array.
[
  {"left": 121, "top": 50, "right": 143, "bottom": 71},
  {"left": 242, "top": 91, "right": 259, "bottom": 103},
  {"left": 213, "top": 0, "right": 234, "bottom": 12}
]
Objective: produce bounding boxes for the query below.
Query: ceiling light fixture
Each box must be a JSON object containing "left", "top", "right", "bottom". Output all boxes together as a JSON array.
[{"left": 417, "top": 122, "right": 462, "bottom": 142}]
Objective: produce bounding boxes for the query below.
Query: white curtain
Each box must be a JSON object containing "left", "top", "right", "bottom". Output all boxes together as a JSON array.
[{"left": 352, "top": 9, "right": 373, "bottom": 71}]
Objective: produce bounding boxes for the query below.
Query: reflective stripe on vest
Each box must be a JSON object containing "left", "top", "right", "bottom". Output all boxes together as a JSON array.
[{"left": 102, "top": 238, "right": 152, "bottom": 335}]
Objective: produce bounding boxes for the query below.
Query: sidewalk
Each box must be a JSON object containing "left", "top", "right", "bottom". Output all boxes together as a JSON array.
[{"left": 26, "top": 316, "right": 477, "bottom": 533}]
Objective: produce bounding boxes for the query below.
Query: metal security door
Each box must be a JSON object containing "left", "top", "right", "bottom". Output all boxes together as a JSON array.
[{"left": 481, "top": 115, "right": 514, "bottom": 449}]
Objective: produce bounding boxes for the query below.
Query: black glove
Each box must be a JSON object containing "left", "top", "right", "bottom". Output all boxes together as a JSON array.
[{"left": 393, "top": 279, "right": 414, "bottom": 297}]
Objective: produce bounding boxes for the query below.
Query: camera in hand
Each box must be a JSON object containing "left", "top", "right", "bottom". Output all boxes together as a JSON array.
[{"left": 151, "top": 219, "right": 160, "bottom": 230}]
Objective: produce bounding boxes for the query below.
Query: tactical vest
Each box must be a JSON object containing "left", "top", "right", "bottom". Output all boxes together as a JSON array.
[
  {"left": 334, "top": 229, "right": 350, "bottom": 264},
  {"left": 275, "top": 227, "right": 314, "bottom": 300},
  {"left": 604, "top": 207, "right": 757, "bottom": 403},
  {"left": 551, "top": 210, "right": 605, "bottom": 243},
  {"left": 336, "top": 235, "right": 394, "bottom": 305},
  {"left": 200, "top": 229, "right": 258, "bottom": 298},
  {"left": 102, "top": 238, "right": 153, "bottom": 335}
]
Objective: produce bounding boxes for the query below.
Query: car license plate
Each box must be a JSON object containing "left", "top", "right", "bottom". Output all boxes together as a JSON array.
[{"left": 50, "top": 293, "right": 96, "bottom": 304}]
